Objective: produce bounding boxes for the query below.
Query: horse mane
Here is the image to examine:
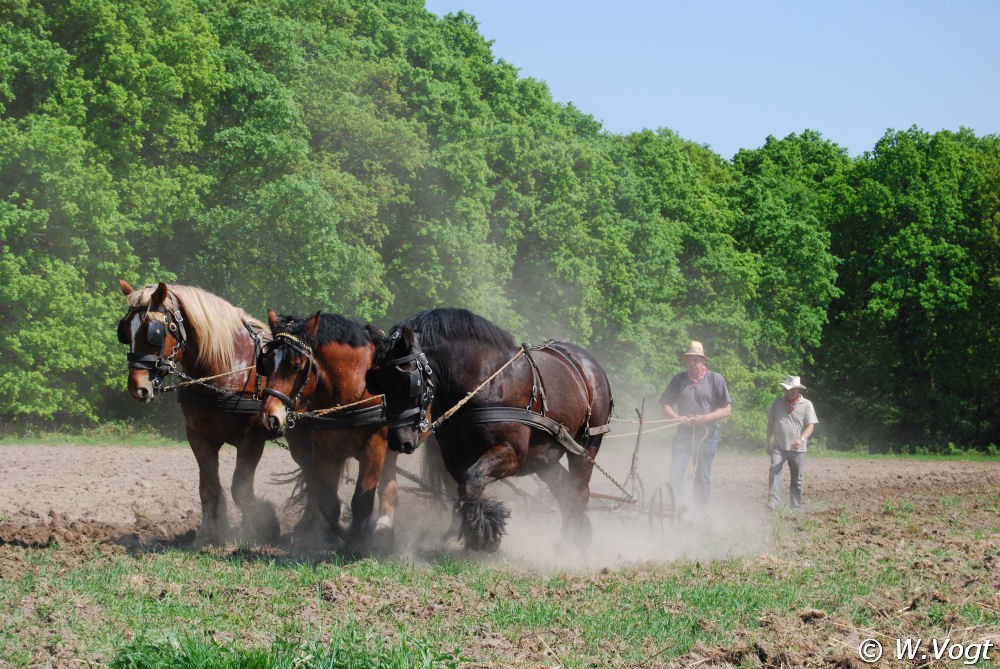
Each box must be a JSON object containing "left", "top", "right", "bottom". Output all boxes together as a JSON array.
[
  {"left": 127, "top": 284, "right": 268, "bottom": 372},
  {"left": 273, "top": 312, "right": 379, "bottom": 347},
  {"left": 403, "top": 308, "right": 516, "bottom": 350}
]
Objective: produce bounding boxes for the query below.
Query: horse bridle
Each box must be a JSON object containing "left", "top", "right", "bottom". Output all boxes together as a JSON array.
[
  {"left": 257, "top": 332, "right": 318, "bottom": 416},
  {"left": 117, "top": 298, "right": 188, "bottom": 391},
  {"left": 369, "top": 330, "right": 435, "bottom": 434}
]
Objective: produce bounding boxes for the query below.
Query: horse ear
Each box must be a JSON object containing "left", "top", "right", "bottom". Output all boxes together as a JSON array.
[
  {"left": 267, "top": 309, "right": 280, "bottom": 331},
  {"left": 118, "top": 279, "right": 135, "bottom": 296},
  {"left": 302, "top": 311, "right": 321, "bottom": 339},
  {"left": 151, "top": 282, "right": 169, "bottom": 307},
  {"left": 399, "top": 325, "right": 416, "bottom": 351}
]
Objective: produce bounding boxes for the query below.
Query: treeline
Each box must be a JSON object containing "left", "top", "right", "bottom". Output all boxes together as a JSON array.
[{"left": 1, "top": 0, "right": 997, "bottom": 451}]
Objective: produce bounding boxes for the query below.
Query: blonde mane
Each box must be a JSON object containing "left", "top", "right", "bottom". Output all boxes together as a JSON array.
[{"left": 127, "top": 284, "right": 269, "bottom": 373}]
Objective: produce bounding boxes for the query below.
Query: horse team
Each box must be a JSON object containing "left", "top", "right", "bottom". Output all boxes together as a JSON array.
[{"left": 117, "top": 280, "right": 613, "bottom": 555}]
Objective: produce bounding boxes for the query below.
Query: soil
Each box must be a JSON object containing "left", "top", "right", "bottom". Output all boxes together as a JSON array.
[{"left": 1, "top": 439, "right": 997, "bottom": 668}]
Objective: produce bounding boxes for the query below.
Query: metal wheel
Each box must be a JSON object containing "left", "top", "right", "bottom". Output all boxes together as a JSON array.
[{"left": 648, "top": 482, "right": 675, "bottom": 533}]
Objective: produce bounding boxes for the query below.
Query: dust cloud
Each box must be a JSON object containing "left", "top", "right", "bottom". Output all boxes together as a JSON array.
[{"left": 385, "top": 427, "right": 775, "bottom": 572}]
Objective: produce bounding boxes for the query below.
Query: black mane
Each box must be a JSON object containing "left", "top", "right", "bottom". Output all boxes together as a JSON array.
[
  {"left": 273, "top": 312, "right": 380, "bottom": 347},
  {"left": 402, "top": 308, "right": 516, "bottom": 350}
]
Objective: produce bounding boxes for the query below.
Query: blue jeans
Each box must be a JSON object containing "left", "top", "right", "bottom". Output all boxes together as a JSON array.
[
  {"left": 670, "top": 425, "right": 719, "bottom": 511},
  {"left": 768, "top": 449, "right": 804, "bottom": 508}
]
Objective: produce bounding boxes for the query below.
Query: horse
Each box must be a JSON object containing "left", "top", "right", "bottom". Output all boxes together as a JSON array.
[
  {"left": 367, "top": 307, "right": 613, "bottom": 553},
  {"left": 116, "top": 280, "right": 309, "bottom": 545},
  {"left": 255, "top": 310, "right": 398, "bottom": 551}
]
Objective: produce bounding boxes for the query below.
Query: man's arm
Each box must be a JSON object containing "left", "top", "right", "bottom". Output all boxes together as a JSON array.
[{"left": 662, "top": 403, "right": 681, "bottom": 420}]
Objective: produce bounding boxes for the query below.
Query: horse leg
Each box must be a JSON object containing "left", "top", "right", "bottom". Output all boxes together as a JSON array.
[
  {"left": 563, "top": 448, "right": 598, "bottom": 549},
  {"left": 456, "top": 442, "right": 518, "bottom": 552},
  {"left": 535, "top": 450, "right": 595, "bottom": 552},
  {"left": 231, "top": 431, "right": 280, "bottom": 544},
  {"left": 188, "top": 430, "right": 227, "bottom": 546},
  {"left": 375, "top": 447, "right": 398, "bottom": 534},
  {"left": 284, "top": 429, "right": 324, "bottom": 534},
  {"left": 346, "top": 440, "right": 382, "bottom": 549},
  {"left": 312, "top": 447, "right": 347, "bottom": 540}
]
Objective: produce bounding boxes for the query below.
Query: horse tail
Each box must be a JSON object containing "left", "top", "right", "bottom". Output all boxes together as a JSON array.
[
  {"left": 272, "top": 467, "right": 309, "bottom": 511},
  {"left": 418, "top": 436, "right": 453, "bottom": 499},
  {"left": 458, "top": 497, "right": 510, "bottom": 552}
]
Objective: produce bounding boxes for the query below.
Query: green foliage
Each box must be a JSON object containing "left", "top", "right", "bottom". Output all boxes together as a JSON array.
[
  {"left": 818, "top": 127, "right": 1000, "bottom": 449},
  {"left": 0, "top": 0, "right": 996, "bottom": 450}
]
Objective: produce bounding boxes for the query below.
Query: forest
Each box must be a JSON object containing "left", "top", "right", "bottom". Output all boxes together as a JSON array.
[{"left": 1, "top": 0, "right": 998, "bottom": 451}]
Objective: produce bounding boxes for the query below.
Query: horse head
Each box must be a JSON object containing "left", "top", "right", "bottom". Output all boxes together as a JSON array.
[
  {"left": 117, "top": 279, "right": 188, "bottom": 403},
  {"left": 368, "top": 325, "right": 434, "bottom": 454},
  {"left": 257, "top": 310, "right": 319, "bottom": 436}
]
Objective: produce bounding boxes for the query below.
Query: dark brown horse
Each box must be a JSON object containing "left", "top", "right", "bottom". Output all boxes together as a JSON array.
[
  {"left": 256, "top": 310, "right": 398, "bottom": 550},
  {"left": 116, "top": 280, "right": 308, "bottom": 545},
  {"left": 367, "top": 308, "right": 613, "bottom": 552}
]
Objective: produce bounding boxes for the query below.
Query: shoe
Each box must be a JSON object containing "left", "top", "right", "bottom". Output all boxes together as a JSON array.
[{"left": 766, "top": 501, "right": 779, "bottom": 511}]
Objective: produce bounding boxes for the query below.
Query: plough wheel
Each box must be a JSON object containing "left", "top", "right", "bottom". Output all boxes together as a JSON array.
[{"left": 648, "top": 482, "right": 675, "bottom": 532}]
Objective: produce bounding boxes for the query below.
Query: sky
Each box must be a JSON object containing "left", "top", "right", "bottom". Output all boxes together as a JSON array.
[{"left": 422, "top": 0, "right": 999, "bottom": 159}]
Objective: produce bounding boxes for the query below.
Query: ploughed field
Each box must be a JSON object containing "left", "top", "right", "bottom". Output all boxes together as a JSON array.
[{"left": 1, "top": 439, "right": 997, "bottom": 667}]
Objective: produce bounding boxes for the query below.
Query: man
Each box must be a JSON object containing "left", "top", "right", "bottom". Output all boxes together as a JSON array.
[
  {"left": 660, "top": 341, "right": 733, "bottom": 517},
  {"left": 765, "top": 375, "right": 819, "bottom": 510}
]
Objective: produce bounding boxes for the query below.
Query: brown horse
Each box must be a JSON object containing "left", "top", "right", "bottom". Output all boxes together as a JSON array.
[
  {"left": 256, "top": 310, "right": 398, "bottom": 551},
  {"left": 367, "top": 308, "right": 613, "bottom": 552},
  {"left": 116, "top": 280, "right": 308, "bottom": 545}
]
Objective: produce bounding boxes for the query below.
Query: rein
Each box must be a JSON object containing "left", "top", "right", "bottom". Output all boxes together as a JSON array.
[{"left": 428, "top": 347, "right": 526, "bottom": 431}]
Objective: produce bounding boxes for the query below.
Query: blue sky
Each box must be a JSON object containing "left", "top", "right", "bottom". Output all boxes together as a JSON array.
[{"left": 422, "top": 1, "right": 999, "bottom": 159}]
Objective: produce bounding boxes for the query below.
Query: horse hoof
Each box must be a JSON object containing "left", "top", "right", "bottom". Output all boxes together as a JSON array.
[{"left": 374, "top": 515, "right": 393, "bottom": 532}]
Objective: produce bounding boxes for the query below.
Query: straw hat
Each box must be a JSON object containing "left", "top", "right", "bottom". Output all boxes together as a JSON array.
[
  {"left": 682, "top": 340, "right": 708, "bottom": 359},
  {"left": 780, "top": 375, "right": 807, "bottom": 391}
]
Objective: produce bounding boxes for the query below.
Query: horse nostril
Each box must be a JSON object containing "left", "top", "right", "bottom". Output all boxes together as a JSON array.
[
  {"left": 137, "top": 387, "right": 149, "bottom": 402},
  {"left": 265, "top": 415, "right": 284, "bottom": 435}
]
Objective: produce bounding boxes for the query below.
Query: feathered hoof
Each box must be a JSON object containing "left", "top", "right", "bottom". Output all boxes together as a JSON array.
[
  {"left": 458, "top": 497, "right": 510, "bottom": 553},
  {"left": 242, "top": 500, "right": 281, "bottom": 545},
  {"left": 374, "top": 514, "right": 394, "bottom": 532}
]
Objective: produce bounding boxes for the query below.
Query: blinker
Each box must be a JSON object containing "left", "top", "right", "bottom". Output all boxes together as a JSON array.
[
  {"left": 256, "top": 348, "right": 270, "bottom": 377},
  {"left": 147, "top": 320, "right": 166, "bottom": 347},
  {"left": 116, "top": 317, "right": 131, "bottom": 344},
  {"left": 408, "top": 369, "right": 422, "bottom": 398}
]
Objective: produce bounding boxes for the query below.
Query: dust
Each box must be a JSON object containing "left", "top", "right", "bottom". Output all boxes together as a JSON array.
[
  {"left": 0, "top": 432, "right": 778, "bottom": 568},
  {"left": 488, "top": 435, "right": 775, "bottom": 571}
]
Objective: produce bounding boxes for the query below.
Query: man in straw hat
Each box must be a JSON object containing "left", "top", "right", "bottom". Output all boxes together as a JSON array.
[
  {"left": 659, "top": 340, "right": 733, "bottom": 518},
  {"left": 765, "top": 375, "right": 819, "bottom": 510}
]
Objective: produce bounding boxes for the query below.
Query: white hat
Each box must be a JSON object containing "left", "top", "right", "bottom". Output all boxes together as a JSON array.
[
  {"left": 780, "top": 375, "right": 807, "bottom": 390},
  {"left": 682, "top": 340, "right": 708, "bottom": 359}
]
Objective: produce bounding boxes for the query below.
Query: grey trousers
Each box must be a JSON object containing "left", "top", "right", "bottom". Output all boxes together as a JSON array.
[{"left": 768, "top": 449, "right": 804, "bottom": 508}]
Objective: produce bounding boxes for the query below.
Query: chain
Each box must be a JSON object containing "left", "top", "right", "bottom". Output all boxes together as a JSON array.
[
  {"left": 159, "top": 365, "right": 254, "bottom": 403},
  {"left": 584, "top": 450, "right": 640, "bottom": 504}
]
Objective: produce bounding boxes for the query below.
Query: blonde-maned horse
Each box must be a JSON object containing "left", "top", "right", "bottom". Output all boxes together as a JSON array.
[{"left": 116, "top": 280, "right": 309, "bottom": 545}]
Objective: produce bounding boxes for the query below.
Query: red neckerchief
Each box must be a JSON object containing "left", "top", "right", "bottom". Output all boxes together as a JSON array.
[
  {"left": 689, "top": 366, "right": 707, "bottom": 386},
  {"left": 785, "top": 396, "right": 800, "bottom": 414}
]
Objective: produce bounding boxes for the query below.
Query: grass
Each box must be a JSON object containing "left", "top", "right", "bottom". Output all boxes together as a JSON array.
[
  {"left": 0, "top": 423, "right": 186, "bottom": 447},
  {"left": 5, "top": 525, "right": 995, "bottom": 668}
]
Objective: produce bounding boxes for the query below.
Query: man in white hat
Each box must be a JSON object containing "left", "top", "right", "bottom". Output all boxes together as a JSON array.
[
  {"left": 660, "top": 340, "right": 733, "bottom": 517},
  {"left": 765, "top": 375, "right": 819, "bottom": 510}
]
